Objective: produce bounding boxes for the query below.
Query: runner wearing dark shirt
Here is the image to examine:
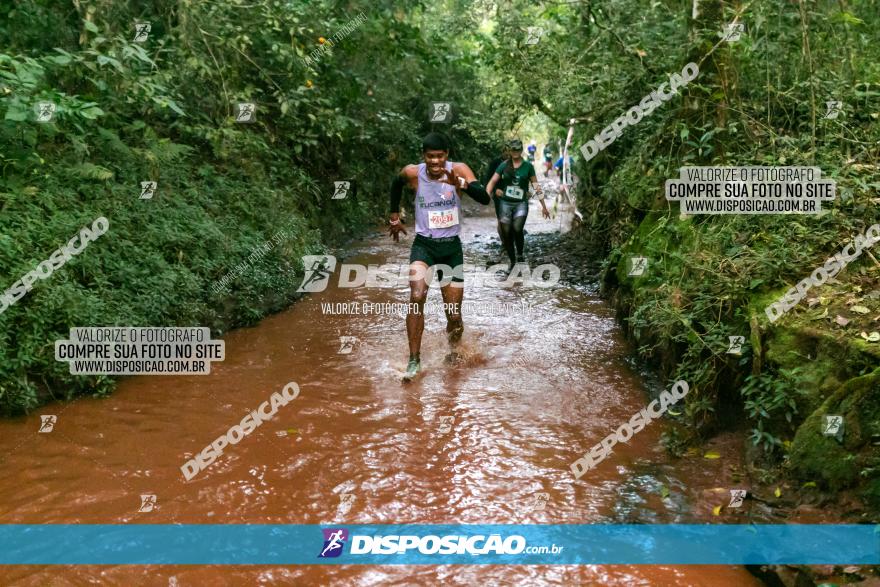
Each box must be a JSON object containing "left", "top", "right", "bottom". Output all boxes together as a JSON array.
[{"left": 482, "top": 146, "right": 509, "bottom": 249}]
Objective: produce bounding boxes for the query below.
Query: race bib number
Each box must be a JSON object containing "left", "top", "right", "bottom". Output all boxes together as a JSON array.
[
  {"left": 505, "top": 185, "right": 525, "bottom": 200},
  {"left": 428, "top": 208, "right": 459, "bottom": 229}
]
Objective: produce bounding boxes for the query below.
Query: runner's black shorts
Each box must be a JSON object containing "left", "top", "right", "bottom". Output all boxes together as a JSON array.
[{"left": 409, "top": 234, "right": 464, "bottom": 283}]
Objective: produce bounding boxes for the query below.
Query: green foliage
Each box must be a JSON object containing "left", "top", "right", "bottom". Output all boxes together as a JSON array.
[
  {"left": 0, "top": 0, "right": 498, "bottom": 414},
  {"left": 499, "top": 0, "right": 880, "bottom": 461},
  {"left": 741, "top": 368, "right": 804, "bottom": 451}
]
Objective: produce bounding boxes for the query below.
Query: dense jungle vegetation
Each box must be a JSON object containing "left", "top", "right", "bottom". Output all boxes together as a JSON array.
[{"left": 2, "top": 0, "right": 879, "bottom": 504}]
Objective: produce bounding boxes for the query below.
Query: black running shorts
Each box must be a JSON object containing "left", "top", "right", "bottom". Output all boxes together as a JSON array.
[{"left": 409, "top": 234, "right": 464, "bottom": 283}]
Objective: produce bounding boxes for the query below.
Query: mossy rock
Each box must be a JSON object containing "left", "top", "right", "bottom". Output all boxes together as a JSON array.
[
  {"left": 615, "top": 211, "right": 698, "bottom": 288},
  {"left": 758, "top": 321, "right": 879, "bottom": 422},
  {"left": 788, "top": 367, "right": 880, "bottom": 490}
]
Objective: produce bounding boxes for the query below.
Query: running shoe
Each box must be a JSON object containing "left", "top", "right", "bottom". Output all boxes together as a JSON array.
[{"left": 402, "top": 358, "right": 420, "bottom": 382}]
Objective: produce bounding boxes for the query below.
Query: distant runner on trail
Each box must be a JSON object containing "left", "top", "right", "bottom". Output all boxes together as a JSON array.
[
  {"left": 526, "top": 141, "right": 537, "bottom": 163},
  {"left": 543, "top": 144, "right": 553, "bottom": 174},
  {"left": 554, "top": 154, "right": 574, "bottom": 181},
  {"left": 388, "top": 132, "right": 491, "bottom": 382},
  {"left": 554, "top": 153, "right": 577, "bottom": 202},
  {"left": 482, "top": 145, "right": 510, "bottom": 249},
  {"left": 486, "top": 139, "right": 550, "bottom": 270},
  {"left": 482, "top": 146, "right": 509, "bottom": 187}
]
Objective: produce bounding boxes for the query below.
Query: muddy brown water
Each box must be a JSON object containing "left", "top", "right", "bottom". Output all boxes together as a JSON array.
[{"left": 0, "top": 180, "right": 759, "bottom": 585}]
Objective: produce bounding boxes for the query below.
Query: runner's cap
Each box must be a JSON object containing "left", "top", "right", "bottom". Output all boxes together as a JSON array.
[{"left": 507, "top": 139, "right": 523, "bottom": 151}]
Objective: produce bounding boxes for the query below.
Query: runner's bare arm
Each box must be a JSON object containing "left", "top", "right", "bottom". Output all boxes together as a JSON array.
[
  {"left": 450, "top": 163, "right": 490, "bottom": 205},
  {"left": 389, "top": 165, "right": 419, "bottom": 217},
  {"left": 529, "top": 175, "right": 545, "bottom": 199},
  {"left": 530, "top": 175, "right": 551, "bottom": 218},
  {"left": 389, "top": 166, "right": 417, "bottom": 241}
]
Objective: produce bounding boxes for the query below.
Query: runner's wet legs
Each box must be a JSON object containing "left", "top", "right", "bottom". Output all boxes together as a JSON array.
[{"left": 512, "top": 214, "right": 527, "bottom": 257}]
